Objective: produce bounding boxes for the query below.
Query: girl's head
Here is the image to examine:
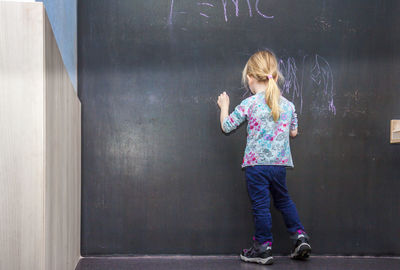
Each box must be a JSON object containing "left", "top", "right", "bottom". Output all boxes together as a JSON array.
[{"left": 242, "top": 50, "right": 283, "bottom": 122}]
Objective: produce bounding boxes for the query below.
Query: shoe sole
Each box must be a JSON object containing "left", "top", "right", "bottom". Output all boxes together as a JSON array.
[
  {"left": 240, "top": 254, "right": 273, "bottom": 265},
  {"left": 290, "top": 243, "right": 311, "bottom": 260}
]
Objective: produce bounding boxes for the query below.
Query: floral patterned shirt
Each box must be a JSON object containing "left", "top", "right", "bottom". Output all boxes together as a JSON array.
[{"left": 222, "top": 91, "right": 298, "bottom": 168}]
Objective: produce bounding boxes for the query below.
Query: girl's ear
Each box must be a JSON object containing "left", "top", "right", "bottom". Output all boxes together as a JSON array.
[{"left": 246, "top": 74, "right": 252, "bottom": 83}]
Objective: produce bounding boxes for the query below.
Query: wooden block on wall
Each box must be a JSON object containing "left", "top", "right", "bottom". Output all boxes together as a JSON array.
[{"left": 391, "top": 120, "right": 400, "bottom": 144}]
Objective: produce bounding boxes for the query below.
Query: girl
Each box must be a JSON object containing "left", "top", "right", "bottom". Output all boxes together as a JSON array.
[{"left": 217, "top": 50, "right": 311, "bottom": 265}]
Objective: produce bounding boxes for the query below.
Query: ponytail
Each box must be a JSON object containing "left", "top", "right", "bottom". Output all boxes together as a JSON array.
[
  {"left": 242, "top": 50, "right": 283, "bottom": 122},
  {"left": 265, "top": 75, "right": 281, "bottom": 122}
]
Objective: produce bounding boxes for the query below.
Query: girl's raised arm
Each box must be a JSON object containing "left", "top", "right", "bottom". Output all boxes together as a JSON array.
[{"left": 218, "top": 92, "right": 248, "bottom": 133}]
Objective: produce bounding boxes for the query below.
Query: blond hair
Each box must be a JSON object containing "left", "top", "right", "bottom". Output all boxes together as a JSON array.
[{"left": 242, "top": 50, "right": 283, "bottom": 122}]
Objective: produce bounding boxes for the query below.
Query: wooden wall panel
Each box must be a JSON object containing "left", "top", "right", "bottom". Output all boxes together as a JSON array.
[
  {"left": 44, "top": 6, "right": 81, "bottom": 270},
  {"left": 0, "top": 3, "right": 45, "bottom": 270},
  {"left": 0, "top": 2, "right": 81, "bottom": 269}
]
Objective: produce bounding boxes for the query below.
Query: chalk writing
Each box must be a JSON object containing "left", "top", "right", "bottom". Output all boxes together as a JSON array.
[
  {"left": 240, "top": 54, "right": 335, "bottom": 116},
  {"left": 168, "top": 0, "right": 175, "bottom": 25},
  {"left": 221, "top": 0, "right": 229, "bottom": 22},
  {"left": 246, "top": 0, "right": 253, "bottom": 17},
  {"left": 279, "top": 57, "right": 303, "bottom": 113},
  {"left": 168, "top": 0, "right": 273, "bottom": 25},
  {"left": 310, "top": 55, "right": 336, "bottom": 115},
  {"left": 197, "top": 2, "right": 214, "bottom": 7},
  {"left": 279, "top": 54, "right": 335, "bottom": 115},
  {"left": 255, "top": 0, "right": 273, "bottom": 19}
]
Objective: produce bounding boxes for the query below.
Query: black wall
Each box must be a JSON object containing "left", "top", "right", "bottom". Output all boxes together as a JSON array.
[{"left": 78, "top": 0, "right": 400, "bottom": 255}]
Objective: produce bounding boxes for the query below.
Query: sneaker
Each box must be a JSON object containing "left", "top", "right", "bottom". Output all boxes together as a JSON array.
[
  {"left": 240, "top": 239, "right": 273, "bottom": 265},
  {"left": 290, "top": 229, "right": 311, "bottom": 259}
]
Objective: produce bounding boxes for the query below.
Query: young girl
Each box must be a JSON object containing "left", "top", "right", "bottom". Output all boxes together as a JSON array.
[{"left": 217, "top": 50, "right": 311, "bottom": 265}]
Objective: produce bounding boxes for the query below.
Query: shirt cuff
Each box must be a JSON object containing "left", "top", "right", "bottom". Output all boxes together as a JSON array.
[{"left": 222, "top": 116, "right": 232, "bottom": 133}]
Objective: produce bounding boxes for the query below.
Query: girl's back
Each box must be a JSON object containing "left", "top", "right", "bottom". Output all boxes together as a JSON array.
[{"left": 222, "top": 91, "right": 298, "bottom": 168}]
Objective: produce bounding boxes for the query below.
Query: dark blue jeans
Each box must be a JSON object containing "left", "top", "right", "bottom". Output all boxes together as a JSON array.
[{"left": 245, "top": 165, "right": 305, "bottom": 244}]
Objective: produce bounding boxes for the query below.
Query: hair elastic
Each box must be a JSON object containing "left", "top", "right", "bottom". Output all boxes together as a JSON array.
[{"left": 267, "top": 74, "right": 273, "bottom": 79}]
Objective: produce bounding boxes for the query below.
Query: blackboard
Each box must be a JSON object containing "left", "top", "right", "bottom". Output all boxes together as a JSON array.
[{"left": 78, "top": 0, "right": 400, "bottom": 255}]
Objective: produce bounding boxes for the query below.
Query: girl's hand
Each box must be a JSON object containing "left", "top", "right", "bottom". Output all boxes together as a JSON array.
[{"left": 217, "top": 91, "right": 230, "bottom": 110}]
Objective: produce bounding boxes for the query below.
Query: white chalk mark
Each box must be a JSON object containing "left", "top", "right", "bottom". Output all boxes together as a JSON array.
[
  {"left": 168, "top": 0, "right": 273, "bottom": 26},
  {"left": 198, "top": 2, "right": 214, "bottom": 7},
  {"left": 198, "top": 2, "right": 214, "bottom": 20},
  {"left": 279, "top": 57, "right": 303, "bottom": 113},
  {"left": 168, "top": 0, "right": 174, "bottom": 25},
  {"left": 246, "top": 0, "right": 253, "bottom": 17},
  {"left": 311, "top": 55, "right": 336, "bottom": 115},
  {"left": 299, "top": 55, "right": 307, "bottom": 113},
  {"left": 242, "top": 87, "right": 251, "bottom": 97},
  {"left": 329, "top": 99, "right": 336, "bottom": 115},
  {"left": 221, "top": 0, "right": 228, "bottom": 22},
  {"left": 231, "top": 0, "right": 239, "bottom": 16},
  {"left": 255, "top": 0, "right": 274, "bottom": 19}
]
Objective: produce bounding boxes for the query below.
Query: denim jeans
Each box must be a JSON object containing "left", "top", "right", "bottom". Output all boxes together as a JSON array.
[{"left": 245, "top": 165, "right": 305, "bottom": 244}]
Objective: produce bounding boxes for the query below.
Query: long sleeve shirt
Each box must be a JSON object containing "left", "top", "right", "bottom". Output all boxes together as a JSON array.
[{"left": 222, "top": 91, "right": 298, "bottom": 168}]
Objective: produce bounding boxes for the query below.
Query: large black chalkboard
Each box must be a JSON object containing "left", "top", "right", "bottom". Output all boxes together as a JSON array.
[{"left": 78, "top": 0, "right": 400, "bottom": 255}]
